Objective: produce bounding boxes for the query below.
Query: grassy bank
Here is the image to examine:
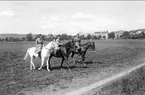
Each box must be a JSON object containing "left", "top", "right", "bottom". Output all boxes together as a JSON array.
[{"left": 85, "top": 65, "right": 145, "bottom": 95}]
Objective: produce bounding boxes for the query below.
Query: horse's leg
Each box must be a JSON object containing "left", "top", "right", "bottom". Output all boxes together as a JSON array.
[
  {"left": 71, "top": 52, "right": 76, "bottom": 64},
  {"left": 81, "top": 54, "right": 86, "bottom": 66},
  {"left": 30, "top": 58, "right": 32, "bottom": 70},
  {"left": 38, "top": 57, "right": 45, "bottom": 70},
  {"left": 65, "top": 57, "right": 70, "bottom": 71},
  {"left": 60, "top": 58, "right": 64, "bottom": 69},
  {"left": 48, "top": 56, "right": 52, "bottom": 69},
  {"left": 60, "top": 56, "right": 67, "bottom": 69},
  {"left": 30, "top": 56, "right": 35, "bottom": 70},
  {"left": 46, "top": 58, "right": 50, "bottom": 71},
  {"left": 60, "top": 50, "right": 66, "bottom": 69}
]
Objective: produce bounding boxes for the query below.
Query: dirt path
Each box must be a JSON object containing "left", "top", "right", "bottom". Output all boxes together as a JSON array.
[{"left": 64, "top": 62, "right": 145, "bottom": 95}]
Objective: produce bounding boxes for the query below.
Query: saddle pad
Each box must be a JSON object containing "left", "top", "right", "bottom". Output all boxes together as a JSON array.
[{"left": 34, "top": 48, "right": 40, "bottom": 53}]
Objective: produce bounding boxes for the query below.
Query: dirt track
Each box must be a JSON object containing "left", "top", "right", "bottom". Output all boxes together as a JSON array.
[{"left": 1, "top": 40, "right": 145, "bottom": 95}]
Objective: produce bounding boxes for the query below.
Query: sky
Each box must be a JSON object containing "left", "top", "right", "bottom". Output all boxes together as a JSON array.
[{"left": 0, "top": 1, "right": 145, "bottom": 35}]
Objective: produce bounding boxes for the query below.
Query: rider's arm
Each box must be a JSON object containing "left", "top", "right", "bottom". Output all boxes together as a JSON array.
[{"left": 56, "top": 39, "right": 63, "bottom": 45}]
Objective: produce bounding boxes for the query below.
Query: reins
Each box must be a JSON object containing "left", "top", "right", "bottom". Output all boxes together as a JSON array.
[{"left": 43, "top": 41, "right": 56, "bottom": 51}]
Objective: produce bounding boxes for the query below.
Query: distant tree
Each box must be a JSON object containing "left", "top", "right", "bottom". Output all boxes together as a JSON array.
[
  {"left": 47, "top": 34, "right": 54, "bottom": 41},
  {"left": 79, "top": 35, "right": 85, "bottom": 39},
  {"left": 35, "top": 34, "right": 39, "bottom": 40},
  {"left": 60, "top": 34, "right": 68, "bottom": 40},
  {"left": 108, "top": 32, "right": 115, "bottom": 39},
  {"left": 8, "top": 37, "right": 14, "bottom": 41},
  {"left": 121, "top": 31, "right": 130, "bottom": 39},
  {"left": 53, "top": 34, "right": 73, "bottom": 40},
  {"left": 103, "top": 36, "right": 106, "bottom": 39},
  {"left": 26, "top": 33, "right": 33, "bottom": 41},
  {"left": 35, "top": 34, "right": 46, "bottom": 40},
  {"left": 138, "top": 31, "right": 145, "bottom": 38},
  {"left": 5, "top": 37, "right": 8, "bottom": 42},
  {"left": 91, "top": 35, "right": 95, "bottom": 39},
  {"left": 86, "top": 34, "right": 92, "bottom": 39},
  {"left": 98, "top": 35, "right": 102, "bottom": 39},
  {"left": 21, "top": 37, "right": 26, "bottom": 41}
]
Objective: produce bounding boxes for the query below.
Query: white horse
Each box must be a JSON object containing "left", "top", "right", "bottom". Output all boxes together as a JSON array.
[{"left": 24, "top": 40, "right": 59, "bottom": 71}]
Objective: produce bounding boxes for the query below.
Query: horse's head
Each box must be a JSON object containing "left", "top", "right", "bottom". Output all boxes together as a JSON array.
[
  {"left": 90, "top": 41, "right": 96, "bottom": 51},
  {"left": 45, "top": 41, "right": 59, "bottom": 50}
]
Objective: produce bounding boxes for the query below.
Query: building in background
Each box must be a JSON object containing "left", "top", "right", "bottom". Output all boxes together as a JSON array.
[
  {"left": 113, "top": 30, "right": 125, "bottom": 39},
  {"left": 94, "top": 30, "right": 108, "bottom": 39}
]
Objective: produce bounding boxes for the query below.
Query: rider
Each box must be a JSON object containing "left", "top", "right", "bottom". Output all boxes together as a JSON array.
[
  {"left": 55, "top": 36, "right": 63, "bottom": 50},
  {"left": 35, "top": 34, "right": 44, "bottom": 57},
  {"left": 74, "top": 33, "right": 81, "bottom": 53}
]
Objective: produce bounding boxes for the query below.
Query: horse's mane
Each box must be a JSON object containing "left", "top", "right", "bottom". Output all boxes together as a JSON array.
[
  {"left": 81, "top": 41, "right": 91, "bottom": 46},
  {"left": 45, "top": 41, "right": 54, "bottom": 47},
  {"left": 63, "top": 40, "right": 73, "bottom": 46}
]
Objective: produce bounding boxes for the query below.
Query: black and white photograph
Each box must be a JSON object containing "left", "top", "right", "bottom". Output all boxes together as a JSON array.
[{"left": 1, "top": 1, "right": 145, "bottom": 95}]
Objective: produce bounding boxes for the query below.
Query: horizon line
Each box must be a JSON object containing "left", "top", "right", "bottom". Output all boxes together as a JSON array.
[{"left": 0, "top": 28, "right": 144, "bottom": 35}]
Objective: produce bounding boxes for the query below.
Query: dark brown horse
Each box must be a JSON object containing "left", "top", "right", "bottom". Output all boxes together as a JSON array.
[
  {"left": 47, "top": 40, "right": 75, "bottom": 70},
  {"left": 70, "top": 41, "right": 96, "bottom": 66}
]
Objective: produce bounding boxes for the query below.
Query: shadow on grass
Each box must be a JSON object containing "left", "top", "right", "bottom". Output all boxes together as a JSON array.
[
  {"left": 34, "top": 60, "right": 106, "bottom": 71},
  {"left": 73, "top": 60, "right": 105, "bottom": 65},
  {"left": 86, "top": 61, "right": 105, "bottom": 64},
  {"left": 35, "top": 65, "right": 88, "bottom": 71}
]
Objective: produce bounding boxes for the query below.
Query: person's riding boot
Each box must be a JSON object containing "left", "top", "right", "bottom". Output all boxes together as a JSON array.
[
  {"left": 34, "top": 53, "right": 38, "bottom": 57},
  {"left": 38, "top": 52, "right": 41, "bottom": 58},
  {"left": 76, "top": 49, "right": 78, "bottom": 53},
  {"left": 75, "top": 48, "right": 80, "bottom": 55},
  {"left": 78, "top": 49, "right": 81, "bottom": 55}
]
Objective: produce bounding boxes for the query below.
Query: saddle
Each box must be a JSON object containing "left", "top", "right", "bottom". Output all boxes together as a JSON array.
[
  {"left": 54, "top": 48, "right": 62, "bottom": 56},
  {"left": 35, "top": 48, "right": 41, "bottom": 58}
]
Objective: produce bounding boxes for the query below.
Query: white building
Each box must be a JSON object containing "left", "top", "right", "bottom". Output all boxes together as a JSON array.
[{"left": 94, "top": 31, "right": 108, "bottom": 39}]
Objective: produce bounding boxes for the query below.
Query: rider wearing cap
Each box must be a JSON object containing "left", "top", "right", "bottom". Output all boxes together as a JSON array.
[
  {"left": 35, "top": 34, "right": 44, "bottom": 57},
  {"left": 55, "top": 36, "right": 63, "bottom": 50}
]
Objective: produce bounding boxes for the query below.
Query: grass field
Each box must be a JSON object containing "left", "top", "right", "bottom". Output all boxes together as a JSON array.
[{"left": 1, "top": 39, "right": 145, "bottom": 95}]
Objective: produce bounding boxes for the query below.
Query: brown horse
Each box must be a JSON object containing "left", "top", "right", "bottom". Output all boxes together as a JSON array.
[
  {"left": 47, "top": 40, "right": 75, "bottom": 70},
  {"left": 71, "top": 41, "right": 96, "bottom": 66}
]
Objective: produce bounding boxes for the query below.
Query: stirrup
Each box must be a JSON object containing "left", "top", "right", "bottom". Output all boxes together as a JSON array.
[
  {"left": 38, "top": 52, "right": 41, "bottom": 58},
  {"left": 34, "top": 53, "right": 38, "bottom": 57}
]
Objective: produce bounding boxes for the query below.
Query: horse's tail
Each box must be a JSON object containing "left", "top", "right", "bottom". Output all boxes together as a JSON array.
[{"left": 24, "top": 48, "right": 30, "bottom": 60}]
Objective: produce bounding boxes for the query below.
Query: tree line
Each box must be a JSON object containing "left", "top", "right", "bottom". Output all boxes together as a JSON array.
[
  {"left": 108, "top": 31, "right": 145, "bottom": 39},
  {"left": 25, "top": 33, "right": 102, "bottom": 41},
  {"left": 1, "top": 31, "right": 145, "bottom": 42},
  {"left": 0, "top": 33, "right": 96, "bottom": 42}
]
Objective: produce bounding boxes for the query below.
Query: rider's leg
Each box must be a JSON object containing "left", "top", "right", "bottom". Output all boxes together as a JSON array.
[
  {"left": 75, "top": 42, "right": 79, "bottom": 52},
  {"left": 34, "top": 45, "right": 39, "bottom": 57},
  {"left": 36, "top": 45, "right": 42, "bottom": 57}
]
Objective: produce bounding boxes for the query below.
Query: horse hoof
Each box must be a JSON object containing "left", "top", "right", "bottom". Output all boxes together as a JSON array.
[
  {"left": 47, "top": 69, "right": 50, "bottom": 72},
  {"left": 83, "top": 64, "right": 86, "bottom": 66}
]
